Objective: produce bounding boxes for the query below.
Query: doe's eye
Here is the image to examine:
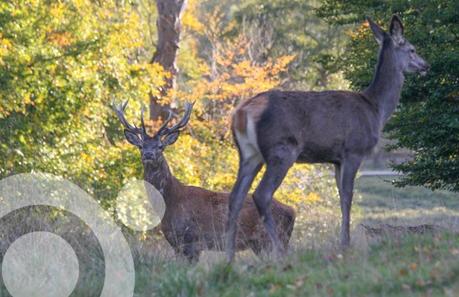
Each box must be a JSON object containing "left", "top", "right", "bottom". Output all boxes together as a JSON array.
[{"left": 410, "top": 49, "right": 415, "bottom": 54}]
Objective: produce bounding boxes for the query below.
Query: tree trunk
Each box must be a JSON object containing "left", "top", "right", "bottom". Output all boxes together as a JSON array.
[{"left": 150, "top": 0, "right": 187, "bottom": 120}]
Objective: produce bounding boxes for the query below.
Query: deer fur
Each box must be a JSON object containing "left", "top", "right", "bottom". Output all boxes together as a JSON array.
[
  {"left": 226, "top": 15, "right": 429, "bottom": 261},
  {"left": 114, "top": 102, "right": 296, "bottom": 262}
]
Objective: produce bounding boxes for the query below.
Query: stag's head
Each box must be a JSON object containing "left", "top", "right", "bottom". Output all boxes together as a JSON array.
[
  {"left": 114, "top": 101, "right": 193, "bottom": 167},
  {"left": 368, "top": 15, "right": 429, "bottom": 75}
]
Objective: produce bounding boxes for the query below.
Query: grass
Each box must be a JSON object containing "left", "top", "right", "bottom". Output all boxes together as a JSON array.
[
  {"left": 355, "top": 176, "right": 459, "bottom": 229},
  {"left": 130, "top": 176, "right": 459, "bottom": 297},
  {"left": 0, "top": 176, "right": 458, "bottom": 296},
  {"left": 137, "top": 233, "right": 459, "bottom": 297}
]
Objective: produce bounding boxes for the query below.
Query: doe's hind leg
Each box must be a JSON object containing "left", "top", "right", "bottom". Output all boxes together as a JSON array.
[
  {"left": 226, "top": 153, "right": 263, "bottom": 262},
  {"left": 253, "top": 144, "right": 297, "bottom": 258}
]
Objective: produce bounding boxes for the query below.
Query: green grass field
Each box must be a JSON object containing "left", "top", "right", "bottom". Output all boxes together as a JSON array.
[
  {"left": 355, "top": 176, "right": 459, "bottom": 229},
  {"left": 1, "top": 176, "right": 458, "bottom": 296},
  {"left": 128, "top": 176, "right": 459, "bottom": 297},
  {"left": 138, "top": 234, "right": 459, "bottom": 297}
]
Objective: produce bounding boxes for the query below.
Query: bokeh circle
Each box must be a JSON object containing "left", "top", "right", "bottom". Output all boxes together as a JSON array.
[{"left": 0, "top": 173, "right": 135, "bottom": 297}]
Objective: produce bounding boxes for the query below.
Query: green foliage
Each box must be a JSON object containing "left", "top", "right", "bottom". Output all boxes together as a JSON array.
[
  {"left": 233, "top": 0, "right": 348, "bottom": 90},
  {"left": 0, "top": 0, "right": 337, "bottom": 213},
  {"left": 0, "top": 0, "right": 164, "bottom": 205},
  {"left": 318, "top": 0, "right": 459, "bottom": 192}
]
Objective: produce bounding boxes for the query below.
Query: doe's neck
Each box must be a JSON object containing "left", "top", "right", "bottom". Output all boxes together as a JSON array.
[{"left": 363, "top": 40, "right": 405, "bottom": 126}]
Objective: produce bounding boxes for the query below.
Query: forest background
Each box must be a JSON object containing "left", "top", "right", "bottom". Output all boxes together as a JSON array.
[{"left": 0, "top": 0, "right": 457, "bottom": 225}]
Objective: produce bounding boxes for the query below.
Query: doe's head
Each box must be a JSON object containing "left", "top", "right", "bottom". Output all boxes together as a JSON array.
[
  {"left": 368, "top": 15, "right": 429, "bottom": 75},
  {"left": 114, "top": 101, "right": 193, "bottom": 167}
]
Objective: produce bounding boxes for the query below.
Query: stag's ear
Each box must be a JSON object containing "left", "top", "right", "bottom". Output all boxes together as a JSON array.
[
  {"left": 162, "top": 132, "right": 180, "bottom": 146},
  {"left": 389, "top": 15, "right": 404, "bottom": 44},
  {"left": 367, "top": 17, "right": 385, "bottom": 45},
  {"left": 124, "top": 130, "right": 142, "bottom": 147}
]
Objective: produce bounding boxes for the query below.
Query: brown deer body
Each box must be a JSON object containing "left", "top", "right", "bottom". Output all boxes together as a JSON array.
[
  {"left": 226, "top": 16, "right": 429, "bottom": 261},
  {"left": 114, "top": 102, "right": 295, "bottom": 262}
]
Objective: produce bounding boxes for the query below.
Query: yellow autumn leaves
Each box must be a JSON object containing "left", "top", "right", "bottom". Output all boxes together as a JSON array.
[{"left": 0, "top": 0, "right": 330, "bottom": 214}]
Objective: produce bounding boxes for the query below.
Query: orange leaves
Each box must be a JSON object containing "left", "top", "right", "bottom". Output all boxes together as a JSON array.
[
  {"left": 177, "top": 2, "right": 295, "bottom": 107},
  {"left": 179, "top": 33, "right": 294, "bottom": 104},
  {"left": 347, "top": 20, "right": 374, "bottom": 41},
  {"left": 169, "top": 12, "right": 301, "bottom": 199},
  {"left": 47, "top": 31, "right": 73, "bottom": 47},
  {"left": 363, "top": 19, "right": 370, "bottom": 28},
  {"left": 271, "top": 55, "right": 296, "bottom": 75}
]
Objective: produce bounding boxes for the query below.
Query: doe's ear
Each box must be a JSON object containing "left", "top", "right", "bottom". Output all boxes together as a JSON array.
[
  {"left": 389, "top": 15, "right": 404, "bottom": 43},
  {"left": 124, "top": 130, "right": 142, "bottom": 147},
  {"left": 367, "top": 17, "right": 385, "bottom": 45},
  {"left": 162, "top": 132, "right": 180, "bottom": 146}
]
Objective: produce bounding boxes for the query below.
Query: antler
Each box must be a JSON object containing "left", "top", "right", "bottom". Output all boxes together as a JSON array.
[
  {"left": 158, "top": 102, "right": 194, "bottom": 136},
  {"left": 140, "top": 103, "right": 147, "bottom": 137},
  {"left": 156, "top": 110, "right": 173, "bottom": 135},
  {"left": 112, "top": 100, "right": 147, "bottom": 138}
]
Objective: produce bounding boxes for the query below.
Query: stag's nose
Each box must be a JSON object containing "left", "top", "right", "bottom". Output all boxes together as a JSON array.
[{"left": 143, "top": 152, "right": 155, "bottom": 160}]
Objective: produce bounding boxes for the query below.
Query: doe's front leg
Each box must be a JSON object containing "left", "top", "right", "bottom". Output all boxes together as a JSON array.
[{"left": 337, "top": 155, "right": 363, "bottom": 248}]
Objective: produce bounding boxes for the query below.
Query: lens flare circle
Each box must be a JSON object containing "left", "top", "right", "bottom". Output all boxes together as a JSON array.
[
  {"left": 2, "top": 232, "right": 79, "bottom": 297},
  {"left": 0, "top": 173, "right": 135, "bottom": 297},
  {"left": 116, "top": 179, "right": 166, "bottom": 231}
]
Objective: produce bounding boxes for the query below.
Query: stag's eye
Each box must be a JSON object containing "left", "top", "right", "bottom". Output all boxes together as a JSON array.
[{"left": 410, "top": 49, "right": 415, "bottom": 54}]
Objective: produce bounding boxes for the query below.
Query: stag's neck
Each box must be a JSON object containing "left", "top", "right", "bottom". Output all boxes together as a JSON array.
[
  {"left": 143, "top": 158, "right": 180, "bottom": 206},
  {"left": 364, "top": 41, "right": 404, "bottom": 126}
]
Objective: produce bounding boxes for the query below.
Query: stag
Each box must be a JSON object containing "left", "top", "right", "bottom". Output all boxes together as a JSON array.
[
  {"left": 114, "top": 102, "right": 296, "bottom": 262},
  {"left": 226, "top": 15, "right": 429, "bottom": 261}
]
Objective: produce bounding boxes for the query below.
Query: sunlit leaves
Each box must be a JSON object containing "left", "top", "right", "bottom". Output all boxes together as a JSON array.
[
  {"left": 0, "top": 0, "right": 166, "bottom": 204},
  {"left": 0, "top": 0, "right": 340, "bottom": 217}
]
